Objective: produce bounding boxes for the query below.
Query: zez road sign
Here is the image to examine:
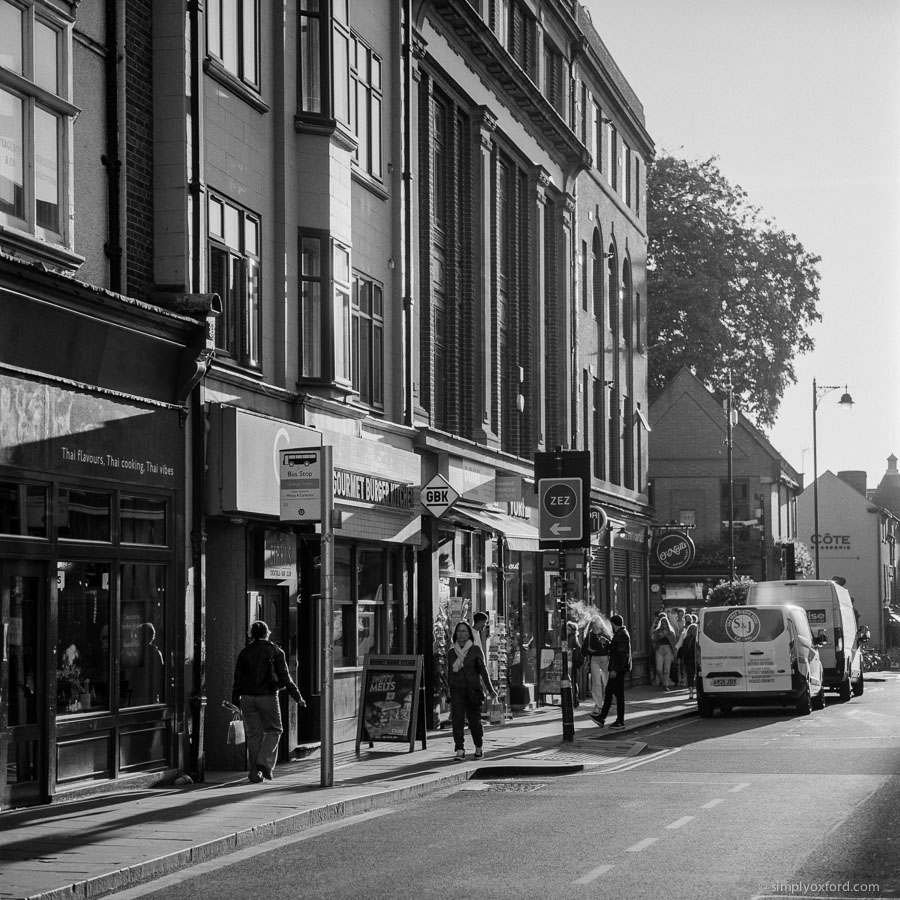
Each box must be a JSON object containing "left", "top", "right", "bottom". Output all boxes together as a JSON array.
[{"left": 538, "top": 477, "right": 583, "bottom": 542}]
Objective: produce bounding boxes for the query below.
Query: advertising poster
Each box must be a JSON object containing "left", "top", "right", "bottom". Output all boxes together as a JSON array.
[
  {"left": 356, "top": 655, "right": 424, "bottom": 753},
  {"left": 538, "top": 647, "right": 563, "bottom": 694}
]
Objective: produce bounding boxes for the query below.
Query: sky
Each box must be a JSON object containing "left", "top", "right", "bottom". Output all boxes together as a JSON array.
[{"left": 587, "top": 0, "right": 900, "bottom": 493}]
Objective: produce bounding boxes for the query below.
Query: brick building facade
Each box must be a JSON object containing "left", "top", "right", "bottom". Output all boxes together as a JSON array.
[
  {"left": 648, "top": 368, "right": 803, "bottom": 608},
  {"left": 1, "top": 0, "right": 653, "bottom": 807}
]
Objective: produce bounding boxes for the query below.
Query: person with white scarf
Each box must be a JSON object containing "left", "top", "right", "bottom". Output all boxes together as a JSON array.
[{"left": 447, "top": 621, "right": 497, "bottom": 760}]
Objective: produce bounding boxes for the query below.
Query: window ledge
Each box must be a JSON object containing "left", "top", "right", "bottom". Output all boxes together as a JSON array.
[
  {"left": 0, "top": 225, "right": 84, "bottom": 274},
  {"left": 351, "top": 167, "right": 389, "bottom": 200},
  {"left": 204, "top": 58, "right": 270, "bottom": 114}
]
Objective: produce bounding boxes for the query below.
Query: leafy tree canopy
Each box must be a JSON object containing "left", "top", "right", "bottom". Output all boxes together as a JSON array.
[{"left": 647, "top": 155, "right": 822, "bottom": 427}]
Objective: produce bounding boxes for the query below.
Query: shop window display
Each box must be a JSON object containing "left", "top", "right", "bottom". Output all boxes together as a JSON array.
[
  {"left": 56, "top": 562, "right": 110, "bottom": 714},
  {"left": 119, "top": 564, "right": 166, "bottom": 706}
]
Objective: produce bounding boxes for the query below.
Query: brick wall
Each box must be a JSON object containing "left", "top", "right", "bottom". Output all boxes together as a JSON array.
[{"left": 124, "top": 0, "right": 154, "bottom": 298}]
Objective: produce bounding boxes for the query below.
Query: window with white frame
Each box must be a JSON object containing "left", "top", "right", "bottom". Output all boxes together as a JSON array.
[
  {"left": 0, "top": 1, "right": 77, "bottom": 244},
  {"left": 208, "top": 194, "right": 261, "bottom": 369},
  {"left": 350, "top": 33, "right": 382, "bottom": 180},
  {"left": 352, "top": 273, "right": 384, "bottom": 408},
  {"left": 297, "top": 3, "right": 381, "bottom": 180},
  {"left": 207, "top": 0, "right": 259, "bottom": 89}
]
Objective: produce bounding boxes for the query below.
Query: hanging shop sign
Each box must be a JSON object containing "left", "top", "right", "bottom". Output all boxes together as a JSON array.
[{"left": 654, "top": 532, "right": 696, "bottom": 571}]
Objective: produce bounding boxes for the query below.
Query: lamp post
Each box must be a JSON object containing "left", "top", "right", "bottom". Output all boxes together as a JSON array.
[{"left": 812, "top": 378, "right": 854, "bottom": 579}]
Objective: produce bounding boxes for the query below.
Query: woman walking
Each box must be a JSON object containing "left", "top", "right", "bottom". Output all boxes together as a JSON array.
[
  {"left": 651, "top": 613, "right": 677, "bottom": 691},
  {"left": 447, "top": 621, "right": 496, "bottom": 760}
]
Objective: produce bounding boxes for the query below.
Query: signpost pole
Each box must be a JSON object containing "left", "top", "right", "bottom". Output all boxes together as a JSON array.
[{"left": 320, "top": 446, "right": 334, "bottom": 788}]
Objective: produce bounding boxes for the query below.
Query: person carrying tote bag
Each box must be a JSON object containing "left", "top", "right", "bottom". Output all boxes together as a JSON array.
[{"left": 446, "top": 621, "right": 497, "bottom": 761}]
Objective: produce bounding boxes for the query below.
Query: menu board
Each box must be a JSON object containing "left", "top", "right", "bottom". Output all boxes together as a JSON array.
[
  {"left": 538, "top": 647, "right": 563, "bottom": 694},
  {"left": 356, "top": 654, "right": 424, "bottom": 753}
]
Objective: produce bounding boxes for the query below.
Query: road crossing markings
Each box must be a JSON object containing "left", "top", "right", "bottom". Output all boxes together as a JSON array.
[
  {"left": 666, "top": 816, "right": 695, "bottom": 829},
  {"left": 626, "top": 837, "right": 659, "bottom": 852},
  {"left": 700, "top": 798, "right": 724, "bottom": 808},
  {"left": 573, "top": 864, "right": 614, "bottom": 884}
]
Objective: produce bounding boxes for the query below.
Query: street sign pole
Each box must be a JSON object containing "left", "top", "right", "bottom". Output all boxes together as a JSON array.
[{"left": 320, "top": 446, "right": 334, "bottom": 788}]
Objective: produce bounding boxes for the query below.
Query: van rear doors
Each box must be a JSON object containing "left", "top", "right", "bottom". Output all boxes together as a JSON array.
[{"left": 699, "top": 607, "right": 793, "bottom": 696}]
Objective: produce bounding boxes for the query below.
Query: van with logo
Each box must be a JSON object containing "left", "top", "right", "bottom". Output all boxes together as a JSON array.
[
  {"left": 696, "top": 604, "right": 825, "bottom": 717},
  {"left": 745, "top": 579, "right": 867, "bottom": 701}
]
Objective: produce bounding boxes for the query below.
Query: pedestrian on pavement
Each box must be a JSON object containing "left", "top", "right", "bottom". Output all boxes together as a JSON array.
[
  {"left": 583, "top": 615, "right": 612, "bottom": 714},
  {"left": 591, "top": 614, "right": 631, "bottom": 729},
  {"left": 679, "top": 614, "right": 699, "bottom": 700},
  {"left": 447, "top": 620, "right": 497, "bottom": 760},
  {"left": 651, "top": 612, "right": 677, "bottom": 691},
  {"left": 472, "top": 610, "right": 489, "bottom": 653},
  {"left": 566, "top": 620, "right": 583, "bottom": 707},
  {"left": 231, "top": 620, "right": 306, "bottom": 784}
]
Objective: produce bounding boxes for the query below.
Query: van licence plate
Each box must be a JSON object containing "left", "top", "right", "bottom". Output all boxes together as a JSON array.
[{"left": 710, "top": 677, "right": 737, "bottom": 687}]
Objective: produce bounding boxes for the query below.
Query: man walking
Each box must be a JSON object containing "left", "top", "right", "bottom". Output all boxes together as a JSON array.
[
  {"left": 232, "top": 620, "right": 306, "bottom": 783},
  {"left": 591, "top": 614, "right": 631, "bottom": 729}
]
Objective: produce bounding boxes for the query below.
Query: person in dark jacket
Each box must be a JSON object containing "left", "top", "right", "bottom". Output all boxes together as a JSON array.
[
  {"left": 231, "top": 620, "right": 305, "bottom": 783},
  {"left": 590, "top": 614, "right": 631, "bottom": 729},
  {"left": 447, "top": 621, "right": 496, "bottom": 760}
]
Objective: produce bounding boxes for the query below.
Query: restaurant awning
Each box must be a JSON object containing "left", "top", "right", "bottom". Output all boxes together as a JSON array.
[{"left": 450, "top": 506, "right": 541, "bottom": 552}]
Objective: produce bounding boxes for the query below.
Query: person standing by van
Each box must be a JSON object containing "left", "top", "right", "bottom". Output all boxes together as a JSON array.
[
  {"left": 591, "top": 614, "right": 631, "bottom": 728},
  {"left": 651, "top": 613, "right": 677, "bottom": 691}
]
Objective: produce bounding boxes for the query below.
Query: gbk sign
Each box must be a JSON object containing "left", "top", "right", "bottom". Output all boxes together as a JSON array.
[{"left": 421, "top": 473, "right": 459, "bottom": 518}]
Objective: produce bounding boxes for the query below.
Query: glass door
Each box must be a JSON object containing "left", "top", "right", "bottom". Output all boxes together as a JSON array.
[{"left": 1, "top": 560, "right": 46, "bottom": 808}]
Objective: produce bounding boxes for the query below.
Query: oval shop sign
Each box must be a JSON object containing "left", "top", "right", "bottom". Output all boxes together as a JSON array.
[{"left": 654, "top": 532, "right": 696, "bottom": 571}]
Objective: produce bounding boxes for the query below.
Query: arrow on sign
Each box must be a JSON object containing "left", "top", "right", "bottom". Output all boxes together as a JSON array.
[{"left": 551, "top": 523, "right": 573, "bottom": 535}]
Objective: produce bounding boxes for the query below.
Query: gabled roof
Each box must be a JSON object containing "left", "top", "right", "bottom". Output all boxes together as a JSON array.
[{"left": 650, "top": 367, "right": 801, "bottom": 484}]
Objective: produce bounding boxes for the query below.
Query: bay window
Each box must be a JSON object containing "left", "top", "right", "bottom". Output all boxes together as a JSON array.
[
  {"left": 209, "top": 194, "right": 262, "bottom": 369},
  {"left": 207, "top": 0, "right": 259, "bottom": 89},
  {"left": 299, "top": 230, "right": 352, "bottom": 387},
  {"left": 0, "top": 0, "right": 76, "bottom": 245},
  {"left": 352, "top": 273, "right": 384, "bottom": 408}
]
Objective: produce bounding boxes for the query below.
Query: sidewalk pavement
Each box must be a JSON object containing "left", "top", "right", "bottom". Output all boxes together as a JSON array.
[{"left": 0, "top": 684, "right": 695, "bottom": 900}]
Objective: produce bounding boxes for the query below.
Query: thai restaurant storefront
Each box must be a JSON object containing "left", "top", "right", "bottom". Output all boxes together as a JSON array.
[
  {"left": 203, "top": 403, "right": 421, "bottom": 765},
  {"left": 0, "top": 277, "right": 205, "bottom": 809}
]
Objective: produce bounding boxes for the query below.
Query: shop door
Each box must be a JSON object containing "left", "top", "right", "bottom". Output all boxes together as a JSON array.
[{"left": 1, "top": 561, "right": 47, "bottom": 808}]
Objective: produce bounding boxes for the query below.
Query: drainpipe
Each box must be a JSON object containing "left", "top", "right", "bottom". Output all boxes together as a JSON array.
[
  {"left": 187, "top": 0, "right": 207, "bottom": 781},
  {"left": 402, "top": 0, "right": 414, "bottom": 427},
  {"left": 102, "top": 0, "right": 123, "bottom": 293}
]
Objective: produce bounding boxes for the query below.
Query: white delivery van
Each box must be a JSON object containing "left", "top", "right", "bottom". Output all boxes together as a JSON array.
[
  {"left": 746, "top": 580, "right": 866, "bottom": 701},
  {"left": 696, "top": 604, "right": 825, "bottom": 717}
]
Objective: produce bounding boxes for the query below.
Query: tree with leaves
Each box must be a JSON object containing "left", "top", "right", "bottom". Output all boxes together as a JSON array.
[{"left": 647, "top": 155, "right": 822, "bottom": 427}]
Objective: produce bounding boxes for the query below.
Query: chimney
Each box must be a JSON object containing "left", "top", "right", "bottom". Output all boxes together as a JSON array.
[{"left": 837, "top": 470, "right": 867, "bottom": 496}]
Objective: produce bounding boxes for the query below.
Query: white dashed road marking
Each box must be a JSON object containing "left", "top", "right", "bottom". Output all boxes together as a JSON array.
[
  {"left": 573, "top": 864, "right": 614, "bottom": 884},
  {"left": 626, "top": 838, "right": 659, "bottom": 852},
  {"left": 666, "top": 816, "right": 694, "bottom": 829},
  {"left": 701, "top": 798, "right": 724, "bottom": 808}
]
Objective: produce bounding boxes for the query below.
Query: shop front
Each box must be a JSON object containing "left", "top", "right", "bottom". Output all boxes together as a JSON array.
[
  {"left": 590, "top": 517, "right": 651, "bottom": 683},
  {"left": 418, "top": 453, "right": 542, "bottom": 725},
  {"left": 0, "top": 281, "right": 204, "bottom": 808},
  {"left": 203, "top": 403, "right": 421, "bottom": 762}
]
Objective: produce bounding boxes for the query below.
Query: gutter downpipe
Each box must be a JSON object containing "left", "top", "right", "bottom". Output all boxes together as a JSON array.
[
  {"left": 187, "top": 0, "right": 207, "bottom": 782},
  {"left": 403, "top": 0, "right": 414, "bottom": 428}
]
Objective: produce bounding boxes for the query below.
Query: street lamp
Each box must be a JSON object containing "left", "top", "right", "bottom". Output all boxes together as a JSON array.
[{"left": 812, "top": 378, "right": 854, "bottom": 578}]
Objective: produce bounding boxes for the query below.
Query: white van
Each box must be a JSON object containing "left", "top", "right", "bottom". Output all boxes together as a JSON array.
[
  {"left": 696, "top": 604, "right": 825, "bottom": 717},
  {"left": 746, "top": 580, "right": 866, "bottom": 701}
]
